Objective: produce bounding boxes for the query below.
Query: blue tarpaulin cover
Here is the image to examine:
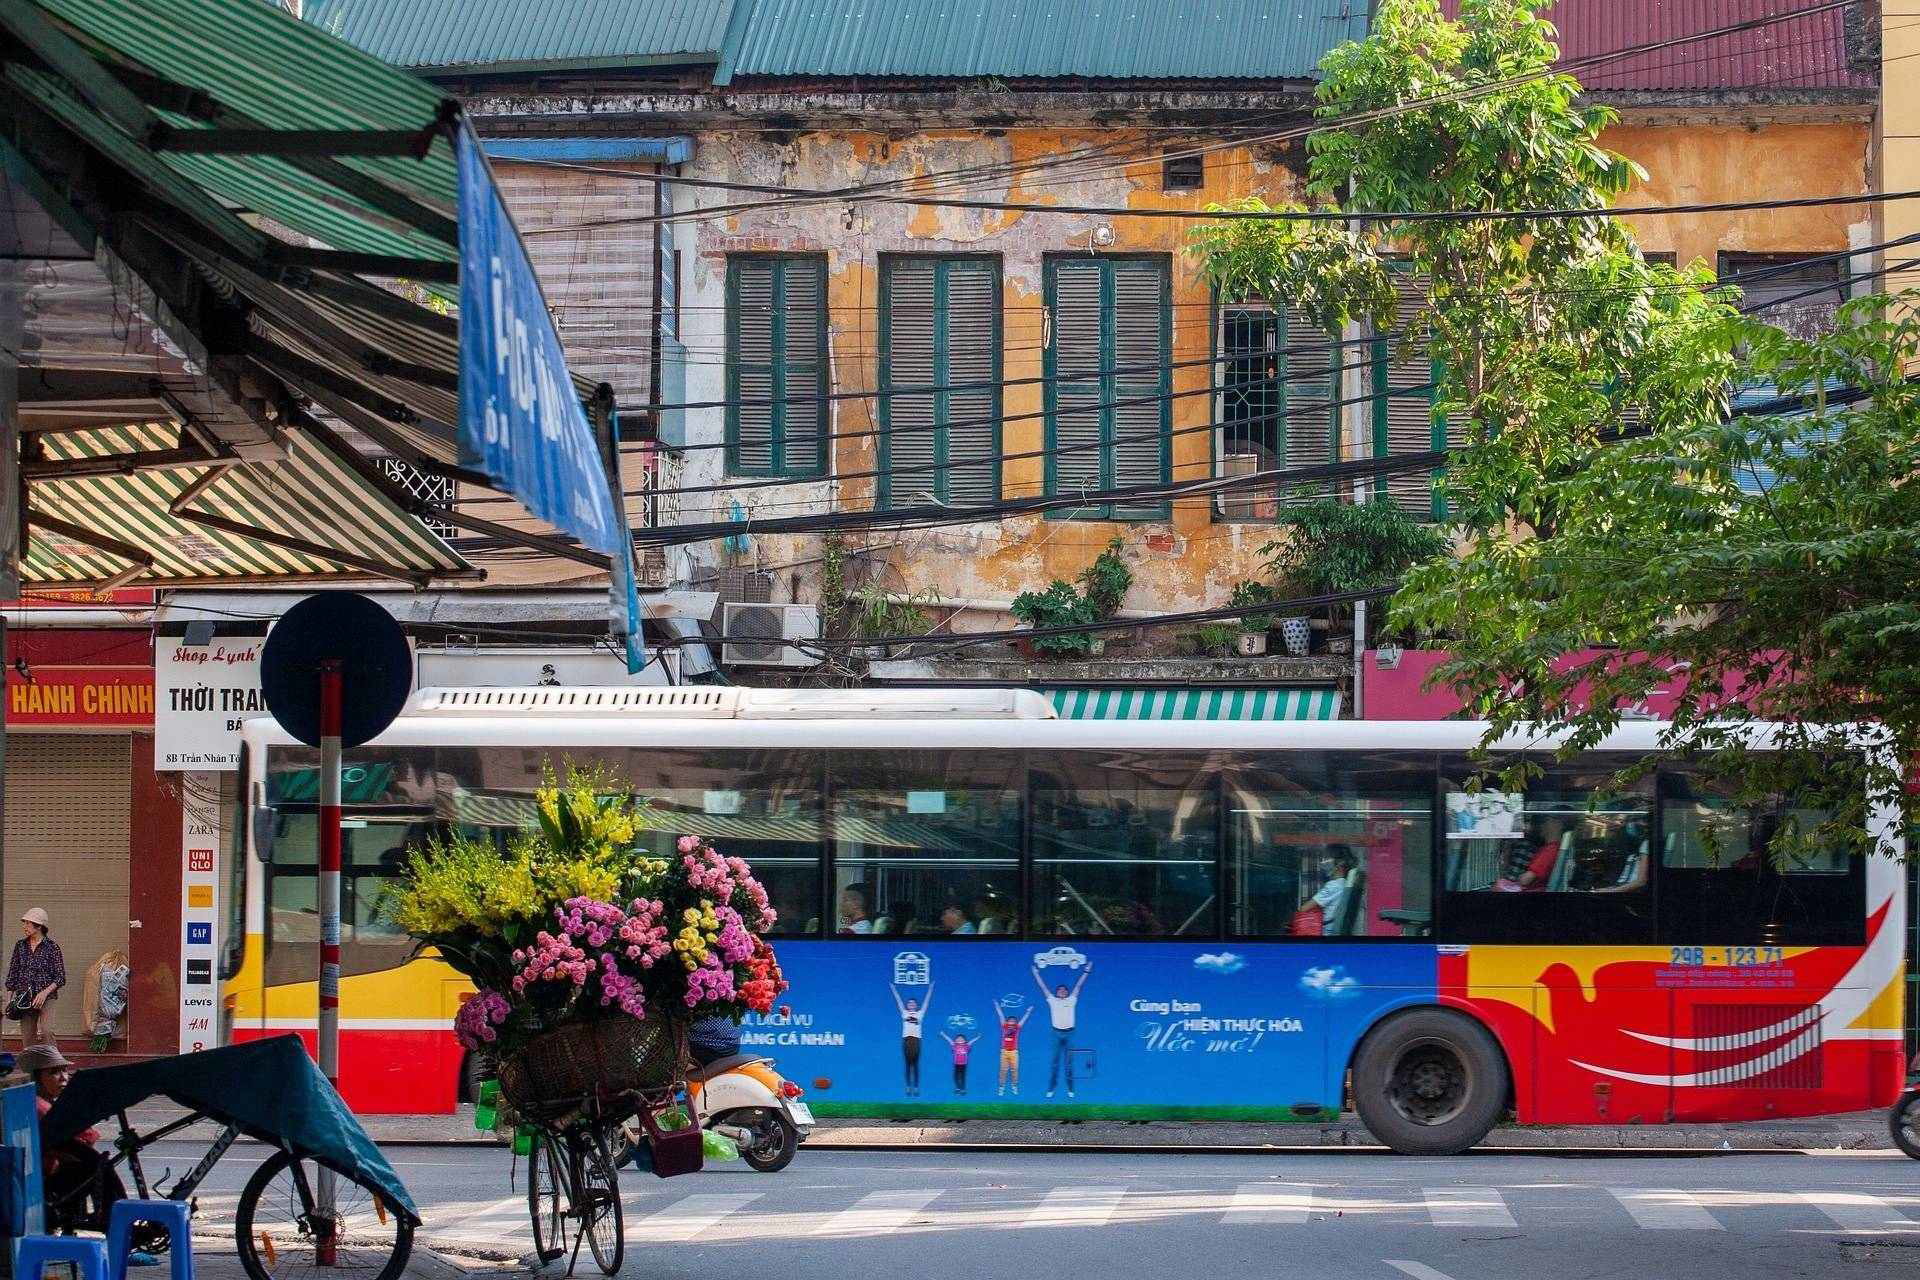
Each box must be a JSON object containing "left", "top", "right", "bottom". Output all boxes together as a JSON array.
[{"left": 41, "top": 1036, "right": 417, "bottom": 1222}]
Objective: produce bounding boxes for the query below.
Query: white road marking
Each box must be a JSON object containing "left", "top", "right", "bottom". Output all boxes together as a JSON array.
[
  {"left": 1386, "top": 1262, "right": 1463, "bottom": 1280},
  {"left": 634, "top": 1193, "right": 765, "bottom": 1242},
  {"left": 1022, "top": 1185, "right": 1128, "bottom": 1229},
  {"left": 1609, "top": 1189, "right": 1723, "bottom": 1230},
  {"left": 1423, "top": 1186, "right": 1517, "bottom": 1229},
  {"left": 1226, "top": 1182, "right": 1314, "bottom": 1223},
  {"left": 813, "top": 1189, "right": 943, "bottom": 1237},
  {"left": 1797, "top": 1191, "right": 1913, "bottom": 1232}
]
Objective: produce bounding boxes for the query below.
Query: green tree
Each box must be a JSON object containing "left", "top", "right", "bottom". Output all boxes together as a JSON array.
[{"left": 1192, "top": 0, "right": 1917, "bottom": 854}]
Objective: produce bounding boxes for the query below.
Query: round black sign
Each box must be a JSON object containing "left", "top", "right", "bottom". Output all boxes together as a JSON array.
[{"left": 260, "top": 593, "right": 412, "bottom": 748}]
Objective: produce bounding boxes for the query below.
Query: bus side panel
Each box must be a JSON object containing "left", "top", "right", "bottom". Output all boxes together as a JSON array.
[
  {"left": 755, "top": 939, "right": 1438, "bottom": 1120},
  {"left": 232, "top": 1025, "right": 459, "bottom": 1113}
]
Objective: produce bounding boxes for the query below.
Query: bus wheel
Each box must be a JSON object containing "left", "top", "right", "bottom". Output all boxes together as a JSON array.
[{"left": 1353, "top": 1009, "right": 1508, "bottom": 1155}]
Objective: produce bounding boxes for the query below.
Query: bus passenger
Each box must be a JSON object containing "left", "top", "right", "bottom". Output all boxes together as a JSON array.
[
  {"left": 838, "top": 884, "right": 874, "bottom": 934},
  {"left": 942, "top": 903, "right": 976, "bottom": 934}
]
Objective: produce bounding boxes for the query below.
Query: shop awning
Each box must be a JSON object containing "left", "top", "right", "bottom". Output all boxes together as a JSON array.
[
  {"left": 24, "top": 422, "right": 472, "bottom": 586},
  {"left": 1046, "top": 688, "right": 1342, "bottom": 721}
]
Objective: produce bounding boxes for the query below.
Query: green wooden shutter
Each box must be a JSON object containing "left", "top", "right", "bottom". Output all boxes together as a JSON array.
[
  {"left": 1108, "top": 258, "right": 1171, "bottom": 518},
  {"left": 879, "top": 257, "right": 1001, "bottom": 508},
  {"left": 1372, "top": 268, "right": 1457, "bottom": 519},
  {"left": 1045, "top": 255, "right": 1169, "bottom": 519},
  {"left": 726, "top": 255, "right": 828, "bottom": 477},
  {"left": 1048, "top": 258, "right": 1108, "bottom": 516},
  {"left": 1279, "top": 302, "right": 1337, "bottom": 506}
]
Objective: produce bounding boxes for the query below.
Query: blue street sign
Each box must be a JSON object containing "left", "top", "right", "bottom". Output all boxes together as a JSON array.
[{"left": 456, "top": 126, "right": 622, "bottom": 555}]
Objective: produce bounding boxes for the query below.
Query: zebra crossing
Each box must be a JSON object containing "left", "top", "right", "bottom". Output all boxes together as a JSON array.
[{"left": 420, "top": 1180, "right": 1920, "bottom": 1247}]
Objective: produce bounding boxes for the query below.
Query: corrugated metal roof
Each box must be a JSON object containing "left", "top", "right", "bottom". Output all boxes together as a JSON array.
[
  {"left": 306, "top": 0, "right": 735, "bottom": 71},
  {"left": 1444, "top": 0, "right": 1872, "bottom": 92},
  {"left": 714, "top": 0, "right": 1366, "bottom": 84}
]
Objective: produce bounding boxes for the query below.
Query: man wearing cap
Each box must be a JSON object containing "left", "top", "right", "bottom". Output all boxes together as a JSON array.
[
  {"left": 6, "top": 907, "right": 65, "bottom": 1047},
  {"left": 16, "top": 1043, "right": 125, "bottom": 1233}
]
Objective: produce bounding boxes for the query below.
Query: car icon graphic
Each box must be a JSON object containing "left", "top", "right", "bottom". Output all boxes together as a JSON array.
[{"left": 1034, "top": 946, "right": 1088, "bottom": 970}]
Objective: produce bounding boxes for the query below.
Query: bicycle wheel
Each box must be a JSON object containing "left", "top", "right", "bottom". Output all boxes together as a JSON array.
[
  {"left": 526, "top": 1132, "right": 576, "bottom": 1266},
  {"left": 235, "top": 1151, "right": 413, "bottom": 1280},
  {"left": 578, "top": 1131, "right": 625, "bottom": 1276}
]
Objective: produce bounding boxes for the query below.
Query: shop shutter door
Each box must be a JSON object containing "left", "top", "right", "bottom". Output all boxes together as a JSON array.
[
  {"left": 1049, "top": 259, "right": 1107, "bottom": 514},
  {"left": 2, "top": 735, "right": 131, "bottom": 1039}
]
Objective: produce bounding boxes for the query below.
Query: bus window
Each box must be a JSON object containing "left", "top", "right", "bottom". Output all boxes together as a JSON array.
[
  {"left": 1658, "top": 771, "right": 1863, "bottom": 946},
  {"left": 1225, "top": 750, "right": 1434, "bottom": 939},
  {"left": 625, "top": 748, "right": 825, "bottom": 937},
  {"left": 1437, "top": 757, "right": 1655, "bottom": 944},
  {"left": 263, "top": 811, "right": 432, "bottom": 987},
  {"left": 1030, "top": 751, "right": 1217, "bottom": 937},
  {"left": 830, "top": 750, "right": 1021, "bottom": 937}
]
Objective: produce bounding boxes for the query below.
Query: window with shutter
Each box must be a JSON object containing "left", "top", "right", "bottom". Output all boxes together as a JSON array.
[
  {"left": 1213, "top": 303, "right": 1339, "bottom": 520},
  {"left": 726, "top": 254, "right": 829, "bottom": 477},
  {"left": 1044, "top": 255, "right": 1171, "bottom": 520},
  {"left": 879, "top": 256, "right": 1002, "bottom": 508},
  {"left": 1370, "top": 268, "right": 1461, "bottom": 520}
]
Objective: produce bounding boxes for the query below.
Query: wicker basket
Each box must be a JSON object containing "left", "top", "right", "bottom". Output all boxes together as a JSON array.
[{"left": 497, "top": 1014, "right": 686, "bottom": 1113}]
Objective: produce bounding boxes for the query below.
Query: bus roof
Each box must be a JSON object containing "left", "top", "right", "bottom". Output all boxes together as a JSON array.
[{"left": 401, "top": 686, "right": 1058, "bottom": 720}]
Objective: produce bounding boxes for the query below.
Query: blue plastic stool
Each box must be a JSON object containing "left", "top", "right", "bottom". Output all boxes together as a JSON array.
[
  {"left": 106, "top": 1200, "right": 192, "bottom": 1280},
  {"left": 12, "top": 1234, "right": 112, "bottom": 1280}
]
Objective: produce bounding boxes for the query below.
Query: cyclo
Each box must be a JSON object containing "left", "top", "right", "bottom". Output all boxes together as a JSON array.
[{"left": 39, "top": 1036, "right": 418, "bottom": 1280}]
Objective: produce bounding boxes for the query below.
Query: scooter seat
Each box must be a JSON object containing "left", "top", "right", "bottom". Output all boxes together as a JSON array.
[{"left": 687, "top": 1052, "right": 768, "bottom": 1082}]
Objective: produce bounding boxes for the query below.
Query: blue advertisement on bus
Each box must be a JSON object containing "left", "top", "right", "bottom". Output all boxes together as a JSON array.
[{"left": 749, "top": 941, "right": 1440, "bottom": 1119}]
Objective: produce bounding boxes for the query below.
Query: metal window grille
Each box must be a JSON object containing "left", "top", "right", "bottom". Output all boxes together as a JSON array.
[{"left": 376, "top": 458, "right": 456, "bottom": 537}]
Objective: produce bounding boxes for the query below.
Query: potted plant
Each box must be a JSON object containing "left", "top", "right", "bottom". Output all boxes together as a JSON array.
[
  {"left": 1227, "top": 579, "right": 1276, "bottom": 656},
  {"left": 1262, "top": 497, "right": 1449, "bottom": 653},
  {"left": 1078, "top": 537, "right": 1134, "bottom": 621},
  {"left": 850, "top": 585, "right": 942, "bottom": 657},
  {"left": 1010, "top": 580, "right": 1099, "bottom": 659},
  {"left": 1188, "top": 622, "right": 1240, "bottom": 658}
]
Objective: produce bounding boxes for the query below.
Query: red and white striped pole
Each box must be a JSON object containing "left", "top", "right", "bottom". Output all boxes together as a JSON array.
[{"left": 316, "top": 659, "right": 342, "bottom": 1265}]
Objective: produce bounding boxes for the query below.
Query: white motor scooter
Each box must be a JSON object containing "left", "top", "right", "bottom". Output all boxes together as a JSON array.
[{"left": 619, "top": 1052, "right": 814, "bottom": 1173}]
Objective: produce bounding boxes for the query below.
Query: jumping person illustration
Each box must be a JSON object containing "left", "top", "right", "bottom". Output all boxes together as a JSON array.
[
  {"left": 941, "top": 1029, "right": 974, "bottom": 1096},
  {"left": 1033, "top": 960, "right": 1093, "bottom": 1099},
  {"left": 993, "top": 998, "right": 1033, "bottom": 1096},
  {"left": 891, "top": 981, "right": 932, "bottom": 1096}
]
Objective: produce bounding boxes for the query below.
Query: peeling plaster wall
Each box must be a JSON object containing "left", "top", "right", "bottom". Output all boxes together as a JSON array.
[
  {"left": 656, "top": 117, "right": 1873, "bottom": 619},
  {"left": 670, "top": 128, "right": 1310, "bottom": 616}
]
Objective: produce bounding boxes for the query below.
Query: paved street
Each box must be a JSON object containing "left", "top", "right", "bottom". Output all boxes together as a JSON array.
[{"left": 153, "top": 1140, "right": 1920, "bottom": 1279}]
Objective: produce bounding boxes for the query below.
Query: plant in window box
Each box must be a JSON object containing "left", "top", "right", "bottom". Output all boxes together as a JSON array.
[
  {"left": 1077, "top": 537, "right": 1134, "bottom": 621},
  {"left": 1227, "top": 580, "right": 1277, "bottom": 656},
  {"left": 1186, "top": 622, "right": 1240, "bottom": 658},
  {"left": 1010, "top": 581, "right": 1099, "bottom": 659},
  {"left": 1261, "top": 498, "right": 1448, "bottom": 653}
]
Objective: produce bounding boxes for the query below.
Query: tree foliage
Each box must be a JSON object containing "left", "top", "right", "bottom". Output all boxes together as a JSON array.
[{"left": 1191, "top": 0, "right": 1918, "bottom": 856}]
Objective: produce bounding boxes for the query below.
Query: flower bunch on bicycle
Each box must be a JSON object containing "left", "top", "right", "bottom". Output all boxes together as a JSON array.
[{"left": 387, "top": 762, "right": 789, "bottom": 1059}]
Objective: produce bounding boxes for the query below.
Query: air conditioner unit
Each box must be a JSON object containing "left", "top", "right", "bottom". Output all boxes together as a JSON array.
[{"left": 722, "top": 603, "right": 820, "bottom": 668}]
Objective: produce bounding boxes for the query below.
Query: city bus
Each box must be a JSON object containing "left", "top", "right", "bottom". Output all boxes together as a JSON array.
[{"left": 224, "top": 686, "right": 1905, "bottom": 1154}]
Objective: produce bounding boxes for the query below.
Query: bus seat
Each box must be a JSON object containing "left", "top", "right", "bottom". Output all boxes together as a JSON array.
[
  {"left": 1546, "top": 831, "right": 1577, "bottom": 892},
  {"left": 1331, "top": 866, "right": 1368, "bottom": 936}
]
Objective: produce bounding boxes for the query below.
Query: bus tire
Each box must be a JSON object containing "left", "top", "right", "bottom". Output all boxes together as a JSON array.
[{"left": 1352, "top": 1008, "right": 1508, "bottom": 1156}]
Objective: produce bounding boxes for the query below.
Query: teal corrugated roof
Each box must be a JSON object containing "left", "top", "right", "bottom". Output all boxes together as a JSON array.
[
  {"left": 714, "top": 0, "right": 1362, "bottom": 84},
  {"left": 305, "top": 0, "right": 735, "bottom": 71}
]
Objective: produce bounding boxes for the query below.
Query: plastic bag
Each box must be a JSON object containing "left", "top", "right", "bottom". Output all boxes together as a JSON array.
[{"left": 702, "top": 1130, "right": 740, "bottom": 1162}]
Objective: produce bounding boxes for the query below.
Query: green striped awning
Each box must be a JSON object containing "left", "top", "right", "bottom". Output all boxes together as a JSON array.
[
  {"left": 1047, "top": 687, "right": 1342, "bottom": 721},
  {"left": 24, "top": 422, "right": 472, "bottom": 587}
]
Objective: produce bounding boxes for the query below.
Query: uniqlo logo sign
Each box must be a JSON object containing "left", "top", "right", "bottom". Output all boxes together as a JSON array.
[{"left": 187, "top": 848, "right": 214, "bottom": 873}]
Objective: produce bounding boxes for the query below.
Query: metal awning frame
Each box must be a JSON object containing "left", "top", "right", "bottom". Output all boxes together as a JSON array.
[{"left": 0, "top": 0, "right": 628, "bottom": 589}]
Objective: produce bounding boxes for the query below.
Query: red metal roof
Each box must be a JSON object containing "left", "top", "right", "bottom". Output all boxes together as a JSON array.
[{"left": 1440, "top": 0, "right": 1872, "bottom": 92}]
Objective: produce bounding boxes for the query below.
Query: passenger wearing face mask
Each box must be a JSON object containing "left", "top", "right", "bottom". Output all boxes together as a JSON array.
[{"left": 1312, "top": 850, "right": 1357, "bottom": 935}]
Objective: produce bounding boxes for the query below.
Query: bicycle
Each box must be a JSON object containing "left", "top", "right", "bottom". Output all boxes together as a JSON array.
[
  {"left": 519, "top": 1093, "right": 639, "bottom": 1277},
  {"left": 51, "top": 1108, "right": 414, "bottom": 1280}
]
